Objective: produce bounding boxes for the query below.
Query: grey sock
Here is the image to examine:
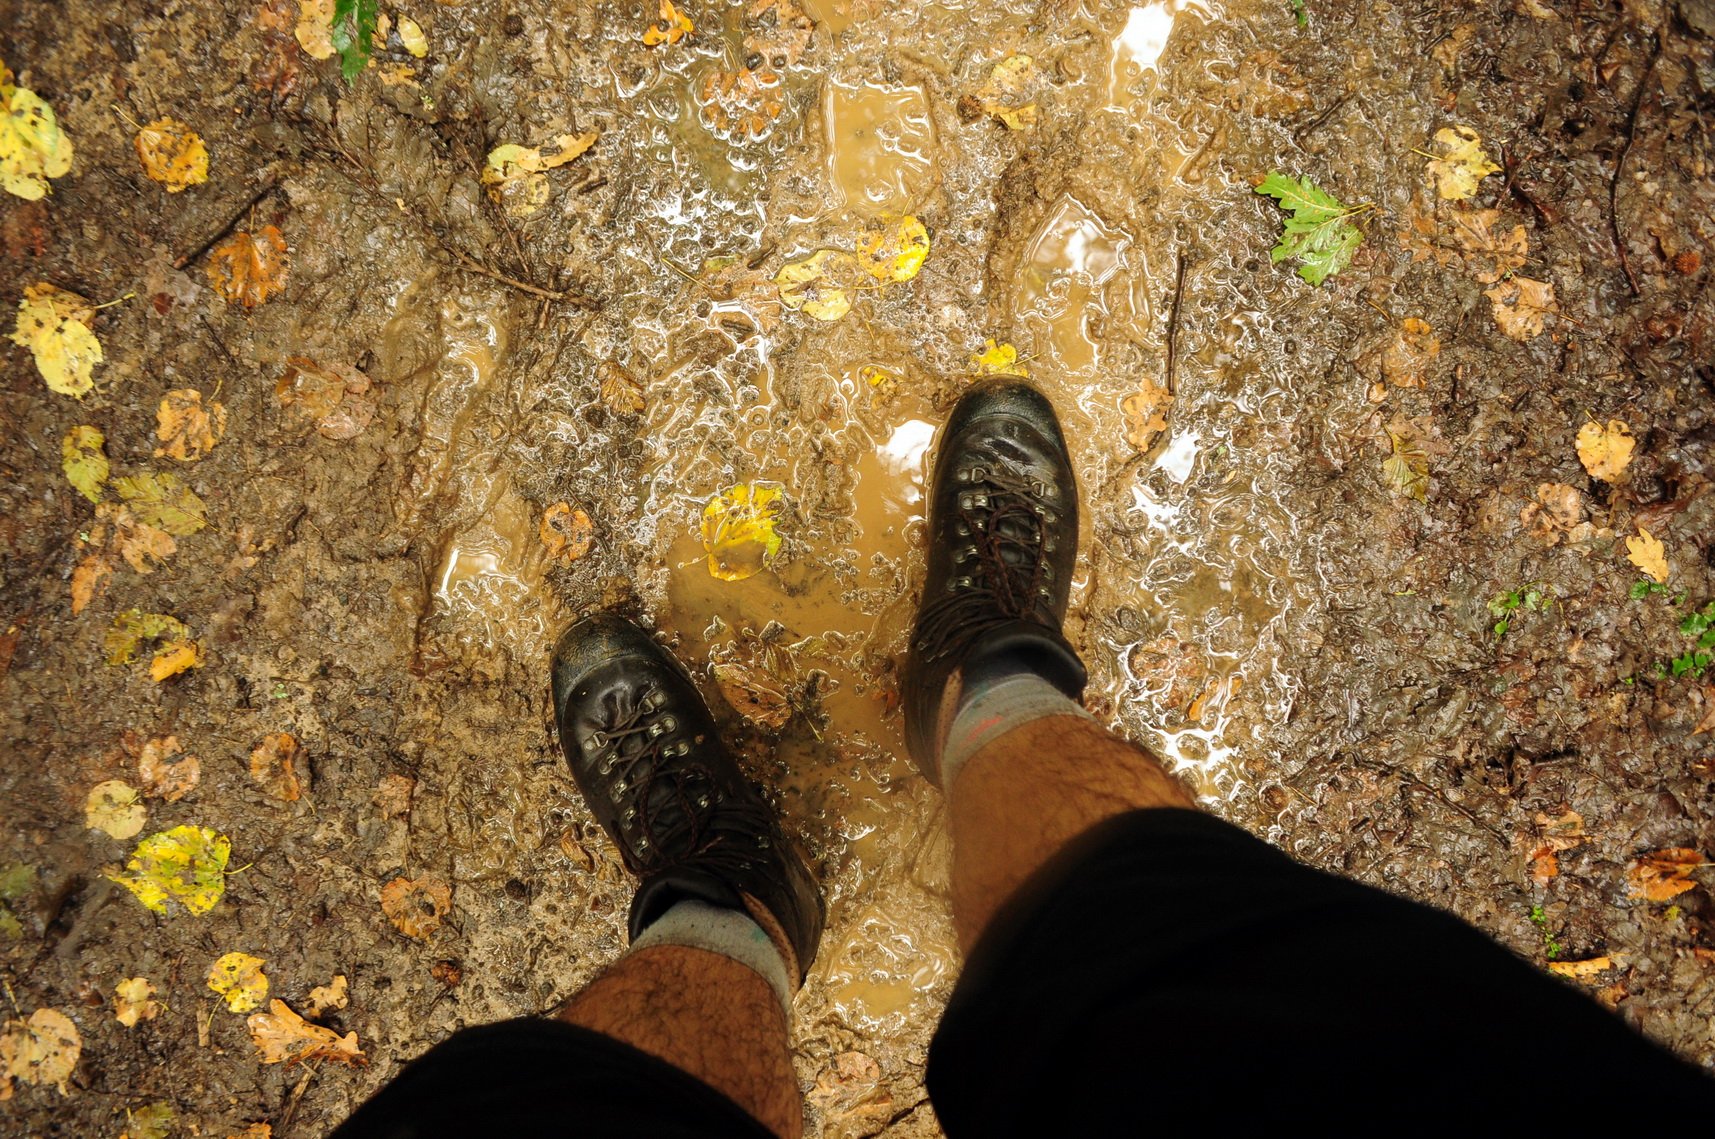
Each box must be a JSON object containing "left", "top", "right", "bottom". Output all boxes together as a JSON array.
[
  {"left": 630, "top": 899, "right": 795, "bottom": 1016},
  {"left": 941, "top": 673, "right": 1091, "bottom": 789}
]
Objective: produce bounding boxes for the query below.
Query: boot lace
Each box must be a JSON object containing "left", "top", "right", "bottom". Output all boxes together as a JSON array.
[
  {"left": 913, "top": 459, "right": 1060, "bottom": 664},
  {"left": 588, "top": 685, "right": 777, "bottom": 876}
]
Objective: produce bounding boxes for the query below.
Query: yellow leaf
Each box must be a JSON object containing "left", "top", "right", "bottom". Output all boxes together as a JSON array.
[
  {"left": 1547, "top": 956, "right": 1614, "bottom": 981},
  {"left": 480, "top": 133, "right": 597, "bottom": 218},
  {"left": 540, "top": 502, "right": 594, "bottom": 562},
  {"left": 113, "top": 471, "right": 207, "bottom": 535},
  {"left": 137, "top": 735, "right": 200, "bottom": 802},
  {"left": 855, "top": 215, "right": 930, "bottom": 283},
  {"left": 207, "top": 225, "right": 289, "bottom": 308},
  {"left": 1484, "top": 275, "right": 1557, "bottom": 341},
  {"left": 1, "top": 1008, "right": 81, "bottom": 1096},
  {"left": 0, "top": 66, "right": 74, "bottom": 201},
  {"left": 105, "top": 609, "right": 191, "bottom": 666},
  {"left": 642, "top": 0, "right": 694, "bottom": 45},
  {"left": 380, "top": 875, "right": 452, "bottom": 938},
  {"left": 976, "top": 55, "right": 1039, "bottom": 131},
  {"left": 106, "top": 824, "right": 232, "bottom": 916},
  {"left": 700, "top": 482, "right": 785, "bottom": 582},
  {"left": 62, "top": 425, "right": 109, "bottom": 503},
  {"left": 971, "top": 339, "right": 1027, "bottom": 376},
  {"left": 134, "top": 118, "right": 209, "bottom": 192},
  {"left": 1121, "top": 377, "right": 1171, "bottom": 451},
  {"left": 294, "top": 0, "right": 336, "bottom": 59},
  {"left": 397, "top": 15, "right": 429, "bottom": 57},
  {"left": 10, "top": 282, "right": 103, "bottom": 397},
  {"left": 113, "top": 978, "right": 162, "bottom": 1028},
  {"left": 229, "top": 1125, "right": 272, "bottom": 1139},
  {"left": 122, "top": 1101, "right": 176, "bottom": 1139},
  {"left": 1625, "top": 527, "right": 1668, "bottom": 584},
  {"left": 249, "top": 732, "right": 304, "bottom": 801},
  {"left": 775, "top": 250, "right": 853, "bottom": 321},
  {"left": 86, "top": 780, "right": 146, "bottom": 840},
  {"left": 247, "top": 999, "right": 365, "bottom": 1066},
  {"left": 1425, "top": 125, "right": 1500, "bottom": 201},
  {"left": 154, "top": 389, "right": 227, "bottom": 462},
  {"left": 1574, "top": 419, "right": 1634, "bottom": 482},
  {"left": 207, "top": 952, "right": 270, "bottom": 1013}
]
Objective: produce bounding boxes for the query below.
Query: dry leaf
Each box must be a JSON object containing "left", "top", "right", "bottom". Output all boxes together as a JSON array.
[
  {"left": 106, "top": 824, "right": 231, "bottom": 916},
  {"left": 138, "top": 735, "right": 201, "bottom": 801},
  {"left": 276, "top": 357, "right": 376, "bottom": 439},
  {"left": 1625, "top": 527, "right": 1668, "bottom": 584},
  {"left": 113, "top": 978, "right": 161, "bottom": 1028},
  {"left": 1484, "top": 275, "right": 1556, "bottom": 341},
  {"left": 1381, "top": 317, "right": 1439, "bottom": 387},
  {"left": 207, "top": 952, "right": 270, "bottom": 1013},
  {"left": 86, "top": 780, "right": 146, "bottom": 840},
  {"left": 1424, "top": 125, "right": 1499, "bottom": 201},
  {"left": 1575, "top": 419, "right": 1634, "bottom": 482},
  {"left": 1, "top": 62, "right": 75, "bottom": 201},
  {"left": 1626, "top": 848, "right": 1705, "bottom": 902},
  {"left": 247, "top": 999, "right": 365, "bottom": 1066},
  {"left": 1548, "top": 957, "right": 1614, "bottom": 981},
  {"left": 249, "top": 732, "right": 304, "bottom": 801},
  {"left": 154, "top": 389, "right": 227, "bottom": 462},
  {"left": 642, "top": 0, "right": 694, "bottom": 45},
  {"left": 11, "top": 282, "right": 103, "bottom": 397},
  {"left": 374, "top": 774, "right": 415, "bottom": 819},
  {"left": 134, "top": 119, "right": 209, "bottom": 192},
  {"left": 306, "top": 974, "right": 348, "bottom": 1016},
  {"left": 701, "top": 483, "right": 785, "bottom": 581},
  {"left": 380, "top": 875, "right": 452, "bottom": 939},
  {"left": 208, "top": 225, "right": 289, "bottom": 308},
  {"left": 1, "top": 1008, "right": 81, "bottom": 1097},
  {"left": 540, "top": 503, "right": 594, "bottom": 562}
]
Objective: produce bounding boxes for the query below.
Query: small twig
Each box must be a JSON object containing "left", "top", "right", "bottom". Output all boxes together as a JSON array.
[
  {"left": 1501, "top": 145, "right": 1559, "bottom": 227},
  {"left": 452, "top": 251, "right": 571, "bottom": 301},
  {"left": 1610, "top": 31, "right": 1662, "bottom": 299},
  {"left": 197, "top": 315, "right": 241, "bottom": 386},
  {"left": 1293, "top": 91, "right": 1351, "bottom": 143},
  {"left": 174, "top": 173, "right": 281, "bottom": 270},
  {"left": 1102, "top": 245, "right": 1187, "bottom": 495}
]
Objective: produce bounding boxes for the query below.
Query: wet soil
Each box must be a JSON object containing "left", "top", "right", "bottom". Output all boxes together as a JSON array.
[{"left": 4, "top": 0, "right": 1715, "bottom": 1134}]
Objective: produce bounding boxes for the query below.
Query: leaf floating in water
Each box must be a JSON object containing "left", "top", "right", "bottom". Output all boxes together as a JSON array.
[
  {"left": 481, "top": 132, "right": 598, "bottom": 219},
  {"left": 775, "top": 250, "right": 854, "bottom": 322},
  {"left": 106, "top": 824, "right": 232, "bottom": 916},
  {"left": 113, "top": 977, "right": 162, "bottom": 1028},
  {"left": 701, "top": 483, "right": 785, "bottom": 582},
  {"left": 642, "top": 0, "right": 694, "bottom": 45},
  {"left": 86, "top": 780, "right": 147, "bottom": 840}
]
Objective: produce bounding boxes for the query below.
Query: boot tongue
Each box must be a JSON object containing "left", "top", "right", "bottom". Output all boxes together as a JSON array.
[
  {"left": 958, "top": 619, "right": 1088, "bottom": 700},
  {"left": 629, "top": 867, "right": 745, "bottom": 942}
]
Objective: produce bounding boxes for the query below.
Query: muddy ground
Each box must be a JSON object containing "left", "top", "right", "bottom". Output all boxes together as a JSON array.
[{"left": 4, "top": 0, "right": 1715, "bottom": 1134}]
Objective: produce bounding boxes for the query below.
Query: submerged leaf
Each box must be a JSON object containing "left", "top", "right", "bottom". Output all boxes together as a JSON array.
[
  {"left": 277, "top": 357, "right": 376, "bottom": 439},
  {"left": 106, "top": 824, "right": 232, "bottom": 916},
  {"left": 775, "top": 250, "right": 854, "bottom": 321},
  {"left": 379, "top": 875, "right": 452, "bottom": 938},
  {"left": 1382, "top": 427, "right": 1429, "bottom": 502},
  {"left": 540, "top": 502, "right": 594, "bottom": 562},
  {"left": 11, "top": 282, "right": 103, "bottom": 397},
  {"left": 975, "top": 55, "right": 1039, "bottom": 130},
  {"left": 1424, "top": 125, "right": 1499, "bottom": 201},
  {"left": 114, "top": 471, "right": 207, "bottom": 535},
  {"left": 700, "top": 483, "right": 785, "bottom": 581},
  {"left": 1484, "top": 275, "right": 1556, "bottom": 341},
  {"left": 134, "top": 118, "right": 209, "bottom": 192},
  {"left": 855, "top": 216, "right": 930, "bottom": 283},
  {"left": 137, "top": 735, "right": 200, "bottom": 802},
  {"left": 249, "top": 732, "right": 304, "bottom": 801},
  {"left": 480, "top": 133, "right": 597, "bottom": 218},
  {"left": 62, "top": 425, "right": 109, "bottom": 503},
  {"left": 642, "top": 0, "right": 694, "bottom": 45}
]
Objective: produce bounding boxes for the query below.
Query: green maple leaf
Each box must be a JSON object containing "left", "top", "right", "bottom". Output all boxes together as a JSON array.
[{"left": 1254, "top": 172, "right": 1365, "bottom": 285}]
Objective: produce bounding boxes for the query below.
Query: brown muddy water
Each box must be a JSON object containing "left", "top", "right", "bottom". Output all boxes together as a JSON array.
[{"left": 4, "top": 0, "right": 1714, "bottom": 1134}]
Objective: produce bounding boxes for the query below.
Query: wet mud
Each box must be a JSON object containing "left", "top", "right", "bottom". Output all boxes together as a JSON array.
[{"left": 3, "top": 0, "right": 1714, "bottom": 1135}]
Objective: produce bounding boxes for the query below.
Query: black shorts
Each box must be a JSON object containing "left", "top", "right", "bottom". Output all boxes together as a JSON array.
[{"left": 333, "top": 809, "right": 1715, "bottom": 1137}]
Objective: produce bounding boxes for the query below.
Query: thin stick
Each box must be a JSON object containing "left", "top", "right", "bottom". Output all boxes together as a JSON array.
[
  {"left": 1294, "top": 92, "right": 1351, "bottom": 143},
  {"left": 1610, "top": 32, "right": 1662, "bottom": 299},
  {"left": 452, "top": 251, "right": 569, "bottom": 301},
  {"left": 1102, "top": 244, "right": 1187, "bottom": 496},
  {"left": 174, "top": 173, "right": 281, "bottom": 269}
]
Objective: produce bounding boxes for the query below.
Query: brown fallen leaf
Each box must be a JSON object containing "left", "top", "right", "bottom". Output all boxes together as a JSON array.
[
  {"left": 249, "top": 732, "right": 303, "bottom": 801},
  {"left": 1575, "top": 419, "right": 1634, "bottom": 483},
  {"left": 712, "top": 658, "right": 792, "bottom": 731},
  {"left": 429, "top": 960, "right": 463, "bottom": 987},
  {"left": 246, "top": 999, "right": 364, "bottom": 1066},
  {"left": 1693, "top": 688, "right": 1715, "bottom": 736},
  {"left": 1519, "top": 482, "right": 1585, "bottom": 546},
  {"left": 134, "top": 118, "right": 209, "bottom": 192},
  {"left": 1624, "top": 526, "right": 1668, "bottom": 585},
  {"left": 208, "top": 225, "right": 289, "bottom": 308},
  {"left": 137, "top": 735, "right": 201, "bottom": 802},
  {"left": 374, "top": 774, "right": 415, "bottom": 819},
  {"left": 1445, "top": 207, "right": 1529, "bottom": 283},
  {"left": 276, "top": 357, "right": 375, "bottom": 439},
  {"left": 1525, "top": 807, "right": 1585, "bottom": 886},
  {"left": 1626, "top": 847, "right": 1705, "bottom": 902},
  {"left": 380, "top": 875, "right": 451, "bottom": 939},
  {"left": 70, "top": 552, "right": 113, "bottom": 615},
  {"left": 154, "top": 388, "right": 227, "bottom": 462},
  {"left": 306, "top": 974, "right": 348, "bottom": 1016},
  {"left": 1121, "top": 377, "right": 1170, "bottom": 452},
  {"left": 540, "top": 503, "right": 594, "bottom": 562},
  {"left": 698, "top": 68, "right": 785, "bottom": 141},
  {"left": 1, "top": 1008, "right": 82, "bottom": 1098},
  {"left": 1381, "top": 317, "right": 1439, "bottom": 387},
  {"left": 1484, "top": 276, "right": 1557, "bottom": 341},
  {"left": 1548, "top": 956, "right": 1614, "bottom": 982}
]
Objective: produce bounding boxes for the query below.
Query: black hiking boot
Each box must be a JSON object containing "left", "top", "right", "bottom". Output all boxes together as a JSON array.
[
  {"left": 551, "top": 612, "right": 824, "bottom": 982},
  {"left": 901, "top": 377, "right": 1087, "bottom": 786}
]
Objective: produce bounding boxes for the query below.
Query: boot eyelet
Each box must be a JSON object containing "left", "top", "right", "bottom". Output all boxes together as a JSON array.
[
  {"left": 952, "top": 576, "right": 973, "bottom": 589},
  {"left": 756, "top": 835, "right": 771, "bottom": 848},
  {"left": 624, "top": 807, "right": 637, "bottom": 822},
  {"left": 647, "top": 722, "right": 664, "bottom": 738},
  {"left": 958, "top": 493, "right": 973, "bottom": 509},
  {"left": 972, "top": 493, "right": 989, "bottom": 507},
  {"left": 659, "top": 715, "right": 677, "bottom": 732},
  {"left": 637, "top": 837, "right": 650, "bottom": 851},
  {"left": 1038, "top": 584, "right": 1052, "bottom": 597},
  {"left": 955, "top": 521, "right": 969, "bottom": 536},
  {"left": 585, "top": 731, "right": 606, "bottom": 749},
  {"left": 1042, "top": 565, "right": 1053, "bottom": 581},
  {"left": 956, "top": 468, "right": 971, "bottom": 482},
  {"left": 697, "top": 795, "right": 710, "bottom": 808}
]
